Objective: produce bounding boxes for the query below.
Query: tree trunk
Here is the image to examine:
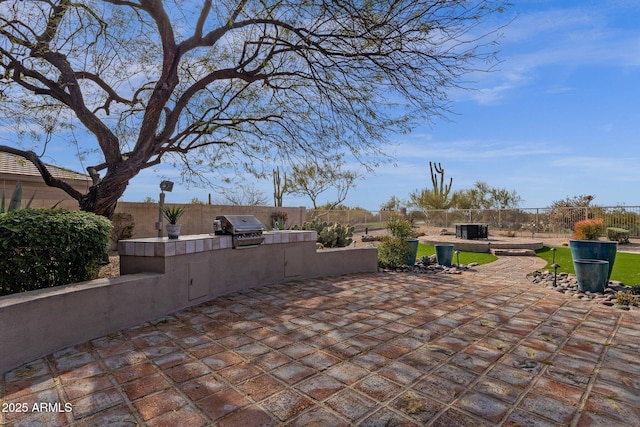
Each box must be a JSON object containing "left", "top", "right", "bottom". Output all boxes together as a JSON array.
[{"left": 78, "top": 168, "right": 132, "bottom": 218}]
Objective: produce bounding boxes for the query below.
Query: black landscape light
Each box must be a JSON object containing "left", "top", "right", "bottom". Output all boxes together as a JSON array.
[
  {"left": 157, "top": 180, "right": 175, "bottom": 237},
  {"left": 551, "top": 247, "right": 560, "bottom": 287}
]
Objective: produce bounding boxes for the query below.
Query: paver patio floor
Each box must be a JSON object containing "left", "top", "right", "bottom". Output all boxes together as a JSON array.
[{"left": 2, "top": 256, "right": 640, "bottom": 426}]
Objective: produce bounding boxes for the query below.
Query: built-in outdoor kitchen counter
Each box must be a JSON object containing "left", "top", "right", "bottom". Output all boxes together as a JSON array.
[
  {"left": 2, "top": 230, "right": 377, "bottom": 375},
  {"left": 118, "top": 230, "right": 377, "bottom": 303},
  {"left": 118, "top": 230, "right": 316, "bottom": 259}
]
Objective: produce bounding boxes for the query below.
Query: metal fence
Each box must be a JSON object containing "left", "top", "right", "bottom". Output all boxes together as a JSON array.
[
  {"left": 307, "top": 206, "right": 640, "bottom": 238},
  {"left": 306, "top": 208, "right": 400, "bottom": 232}
]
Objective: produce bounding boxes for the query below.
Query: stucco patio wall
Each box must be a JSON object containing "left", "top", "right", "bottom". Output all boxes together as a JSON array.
[{"left": 0, "top": 231, "right": 377, "bottom": 374}]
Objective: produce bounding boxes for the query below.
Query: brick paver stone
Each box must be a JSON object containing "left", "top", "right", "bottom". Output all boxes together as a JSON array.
[{"left": 2, "top": 256, "right": 640, "bottom": 426}]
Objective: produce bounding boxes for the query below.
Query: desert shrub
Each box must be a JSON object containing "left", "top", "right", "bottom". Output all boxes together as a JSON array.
[
  {"left": 377, "top": 237, "right": 412, "bottom": 269},
  {"left": 407, "top": 210, "right": 426, "bottom": 223},
  {"left": 377, "top": 212, "right": 417, "bottom": 268},
  {"left": 602, "top": 207, "right": 640, "bottom": 237},
  {"left": 615, "top": 291, "right": 639, "bottom": 306},
  {"left": 299, "top": 218, "right": 353, "bottom": 248},
  {"left": 500, "top": 231, "right": 517, "bottom": 238},
  {"left": 386, "top": 212, "right": 413, "bottom": 239},
  {"left": 572, "top": 218, "right": 603, "bottom": 240},
  {"left": 547, "top": 195, "right": 595, "bottom": 232},
  {"left": 0, "top": 209, "right": 112, "bottom": 296},
  {"left": 110, "top": 212, "right": 135, "bottom": 246},
  {"left": 319, "top": 222, "right": 354, "bottom": 248},
  {"left": 606, "top": 227, "right": 629, "bottom": 244},
  {"left": 417, "top": 255, "right": 435, "bottom": 266}
]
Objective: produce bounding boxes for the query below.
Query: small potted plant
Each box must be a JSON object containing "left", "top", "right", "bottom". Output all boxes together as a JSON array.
[
  {"left": 161, "top": 205, "right": 187, "bottom": 239},
  {"left": 271, "top": 210, "right": 289, "bottom": 230}
]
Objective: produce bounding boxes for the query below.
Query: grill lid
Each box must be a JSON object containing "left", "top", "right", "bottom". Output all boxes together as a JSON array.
[{"left": 214, "top": 215, "right": 264, "bottom": 235}]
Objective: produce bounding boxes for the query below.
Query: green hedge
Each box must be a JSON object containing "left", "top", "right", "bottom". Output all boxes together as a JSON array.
[{"left": 0, "top": 209, "right": 112, "bottom": 296}]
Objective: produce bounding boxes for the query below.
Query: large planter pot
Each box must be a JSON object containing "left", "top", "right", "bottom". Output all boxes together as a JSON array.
[
  {"left": 569, "top": 239, "right": 617, "bottom": 281},
  {"left": 166, "top": 224, "right": 182, "bottom": 239},
  {"left": 435, "top": 244, "right": 455, "bottom": 267},
  {"left": 573, "top": 259, "right": 609, "bottom": 293},
  {"left": 405, "top": 238, "right": 419, "bottom": 266}
]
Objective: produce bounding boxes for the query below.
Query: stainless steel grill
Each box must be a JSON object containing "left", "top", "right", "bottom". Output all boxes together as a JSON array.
[{"left": 213, "top": 215, "right": 265, "bottom": 248}]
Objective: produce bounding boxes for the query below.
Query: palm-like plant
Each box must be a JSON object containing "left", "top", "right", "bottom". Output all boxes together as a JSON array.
[{"left": 160, "top": 205, "right": 186, "bottom": 224}]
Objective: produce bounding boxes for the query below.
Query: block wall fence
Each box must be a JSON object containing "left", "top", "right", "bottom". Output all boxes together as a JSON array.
[{"left": 114, "top": 203, "right": 306, "bottom": 239}]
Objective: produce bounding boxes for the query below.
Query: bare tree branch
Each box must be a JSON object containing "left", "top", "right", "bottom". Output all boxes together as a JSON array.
[{"left": 0, "top": 0, "right": 511, "bottom": 217}]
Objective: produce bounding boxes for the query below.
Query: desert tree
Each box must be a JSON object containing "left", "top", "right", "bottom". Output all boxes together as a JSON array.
[
  {"left": 380, "top": 195, "right": 404, "bottom": 212},
  {"left": 450, "top": 181, "right": 521, "bottom": 210},
  {"left": 0, "top": 0, "right": 511, "bottom": 217},
  {"left": 286, "top": 155, "right": 359, "bottom": 211},
  {"left": 547, "top": 194, "right": 596, "bottom": 230},
  {"left": 216, "top": 183, "right": 269, "bottom": 206},
  {"left": 450, "top": 180, "right": 521, "bottom": 224}
]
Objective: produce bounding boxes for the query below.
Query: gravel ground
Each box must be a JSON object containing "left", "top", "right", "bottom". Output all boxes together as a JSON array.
[{"left": 97, "top": 253, "right": 120, "bottom": 279}]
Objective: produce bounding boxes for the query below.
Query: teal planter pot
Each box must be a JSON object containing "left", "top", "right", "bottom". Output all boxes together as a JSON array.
[
  {"left": 569, "top": 239, "right": 617, "bottom": 281},
  {"left": 573, "top": 259, "right": 609, "bottom": 293},
  {"left": 435, "top": 244, "right": 454, "bottom": 267},
  {"left": 405, "top": 238, "right": 419, "bottom": 266}
]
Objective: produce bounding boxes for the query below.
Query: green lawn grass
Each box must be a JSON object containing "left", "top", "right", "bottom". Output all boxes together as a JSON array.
[
  {"left": 417, "top": 243, "right": 640, "bottom": 285},
  {"left": 416, "top": 243, "right": 498, "bottom": 265},
  {"left": 536, "top": 246, "right": 640, "bottom": 285}
]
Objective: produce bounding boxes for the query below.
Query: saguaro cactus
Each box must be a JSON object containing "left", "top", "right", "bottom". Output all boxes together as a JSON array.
[
  {"left": 409, "top": 161, "right": 453, "bottom": 210},
  {"left": 430, "top": 161, "right": 452, "bottom": 201},
  {"left": 273, "top": 167, "right": 287, "bottom": 207}
]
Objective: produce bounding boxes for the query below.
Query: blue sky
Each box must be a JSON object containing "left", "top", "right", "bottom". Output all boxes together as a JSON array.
[
  {"left": 347, "top": 0, "right": 640, "bottom": 210},
  {"left": 6, "top": 1, "right": 640, "bottom": 211}
]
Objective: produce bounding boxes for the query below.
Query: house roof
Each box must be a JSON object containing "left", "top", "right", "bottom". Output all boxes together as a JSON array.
[{"left": 0, "top": 151, "right": 91, "bottom": 182}]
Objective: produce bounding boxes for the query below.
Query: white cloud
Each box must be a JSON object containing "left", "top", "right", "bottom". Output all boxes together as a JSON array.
[
  {"left": 391, "top": 138, "right": 558, "bottom": 163},
  {"left": 550, "top": 155, "right": 640, "bottom": 181},
  {"left": 459, "top": 4, "right": 640, "bottom": 104}
]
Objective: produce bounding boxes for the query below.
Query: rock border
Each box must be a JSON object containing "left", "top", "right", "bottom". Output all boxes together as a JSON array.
[
  {"left": 381, "top": 255, "right": 478, "bottom": 275},
  {"left": 527, "top": 271, "right": 640, "bottom": 311}
]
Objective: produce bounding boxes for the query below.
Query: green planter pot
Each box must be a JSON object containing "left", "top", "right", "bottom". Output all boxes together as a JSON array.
[
  {"left": 573, "top": 259, "right": 609, "bottom": 293},
  {"left": 569, "top": 239, "right": 617, "bottom": 281},
  {"left": 405, "top": 238, "right": 419, "bottom": 266},
  {"left": 435, "top": 244, "right": 455, "bottom": 267}
]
